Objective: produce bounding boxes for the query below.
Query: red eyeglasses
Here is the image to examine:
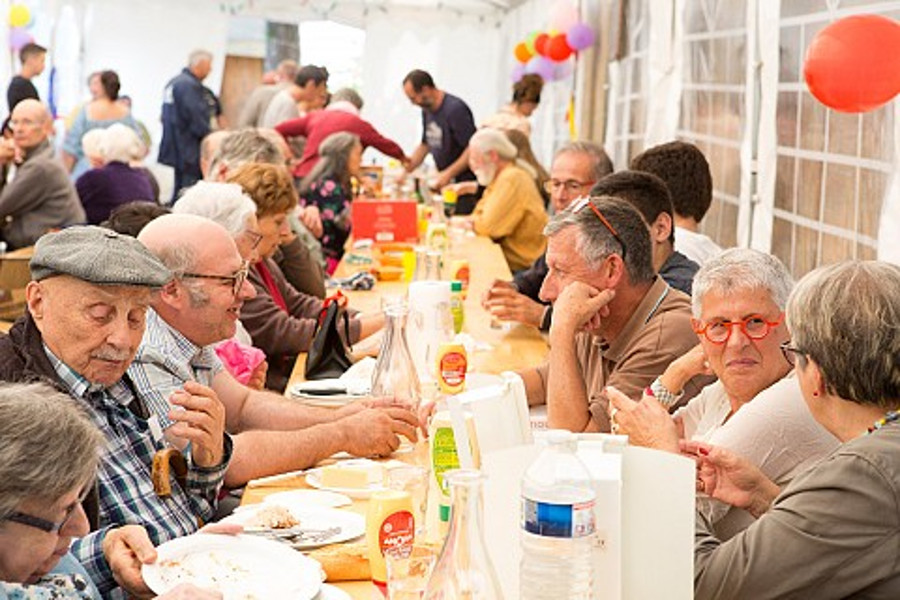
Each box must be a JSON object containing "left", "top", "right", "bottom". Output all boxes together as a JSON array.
[{"left": 693, "top": 314, "right": 784, "bottom": 344}]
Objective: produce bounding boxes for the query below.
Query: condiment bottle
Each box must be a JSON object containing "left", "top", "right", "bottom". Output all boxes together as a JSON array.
[{"left": 367, "top": 489, "right": 415, "bottom": 594}]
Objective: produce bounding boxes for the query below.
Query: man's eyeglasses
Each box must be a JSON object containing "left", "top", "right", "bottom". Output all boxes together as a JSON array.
[
  {"left": 780, "top": 342, "right": 807, "bottom": 366},
  {"left": 693, "top": 314, "right": 784, "bottom": 344},
  {"left": 6, "top": 485, "right": 91, "bottom": 534},
  {"left": 181, "top": 261, "right": 250, "bottom": 297},
  {"left": 570, "top": 196, "right": 628, "bottom": 260},
  {"left": 543, "top": 179, "right": 595, "bottom": 195}
]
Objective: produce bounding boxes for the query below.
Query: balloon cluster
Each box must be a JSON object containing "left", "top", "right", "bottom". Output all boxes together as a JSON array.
[
  {"left": 803, "top": 14, "right": 900, "bottom": 113},
  {"left": 8, "top": 4, "right": 35, "bottom": 52},
  {"left": 510, "top": 1, "right": 595, "bottom": 83}
]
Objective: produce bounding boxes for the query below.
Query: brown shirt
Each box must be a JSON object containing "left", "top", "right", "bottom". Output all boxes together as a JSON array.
[{"left": 538, "top": 277, "right": 705, "bottom": 431}]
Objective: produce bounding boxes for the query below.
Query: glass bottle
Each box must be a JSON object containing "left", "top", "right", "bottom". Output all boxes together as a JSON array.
[
  {"left": 423, "top": 469, "right": 504, "bottom": 600},
  {"left": 371, "top": 304, "right": 421, "bottom": 413}
]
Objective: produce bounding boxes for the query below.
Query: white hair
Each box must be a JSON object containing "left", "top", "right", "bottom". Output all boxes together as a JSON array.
[
  {"left": 100, "top": 123, "right": 146, "bottom": 163},
  {"left": 691, "top": 248, "right": 794, "bottom": 318},
  {"left": 81, "top": 128, "right": 106, "bottom": 161},
  {"left": 470, "top": 127, "right": 518, "bottom": 161},
  {"left": 189, "top": 49, "right": 213, "bottom": 67},
  {"left": 173, "top": 181, "right": 257, "bottom": 237}
]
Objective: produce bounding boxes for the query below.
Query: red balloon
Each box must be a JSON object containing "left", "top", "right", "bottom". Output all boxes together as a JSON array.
[
  {"left": 546, "top": 33, "right": 573, "bottom": 62},
  {"left": 804, "top": 15, "right": 900, "bottom": 113},
  {"left": 534, "top": 33, "right": 550, "bottom": 57}
]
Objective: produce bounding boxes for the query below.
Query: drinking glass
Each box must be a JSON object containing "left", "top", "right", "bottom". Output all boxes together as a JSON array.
[{"left": 386, "top": 545, "right": 438, "bottom": 600}]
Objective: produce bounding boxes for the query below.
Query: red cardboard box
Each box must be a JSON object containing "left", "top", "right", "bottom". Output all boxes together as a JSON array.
[{"left": 352, "top": 198, "right": 419, "bottom": 243}]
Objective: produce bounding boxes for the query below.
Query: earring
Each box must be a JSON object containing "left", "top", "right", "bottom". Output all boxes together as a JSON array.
[{"left": 812, "top": 390, "right": 820, "bottom": 397}]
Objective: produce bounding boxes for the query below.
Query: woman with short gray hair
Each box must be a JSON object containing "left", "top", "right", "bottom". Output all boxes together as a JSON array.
[
  {"left": 688, "top": 260, "right": 900, "bottom": 597},
  {"left": 0, "top": 382, "right": 223, "bottom": 598},
  {"left": 610, "top": 248, "right": 839, "bottom": 538}
]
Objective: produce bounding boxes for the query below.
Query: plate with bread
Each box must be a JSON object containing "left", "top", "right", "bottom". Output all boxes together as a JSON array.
[{"left": 222, "top": 504, "right": 365, "bottom": 550}]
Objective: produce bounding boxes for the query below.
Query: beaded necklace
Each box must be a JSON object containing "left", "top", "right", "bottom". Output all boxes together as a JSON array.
[{"left": 867, "top": 410, "right": 900, "bottom": 434}]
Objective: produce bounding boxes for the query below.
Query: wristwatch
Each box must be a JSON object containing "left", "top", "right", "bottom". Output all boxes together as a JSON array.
[{"left": 648, "top": 377, "right": 684, "bottom": 408}]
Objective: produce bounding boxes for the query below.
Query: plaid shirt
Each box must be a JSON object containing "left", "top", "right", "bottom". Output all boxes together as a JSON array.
[
  {"left": 48, "top": 349, "right": 231, "bottom": 599},
  {"left": 127, "top": 309, "right": 224, "bottom": 430}
]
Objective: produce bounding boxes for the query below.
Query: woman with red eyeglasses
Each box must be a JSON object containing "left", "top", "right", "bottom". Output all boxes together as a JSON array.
[{"left": 608, "top": 248, "right": 839, "bottom": 539}]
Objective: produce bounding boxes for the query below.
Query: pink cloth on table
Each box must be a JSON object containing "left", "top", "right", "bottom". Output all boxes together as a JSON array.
[{"left": 214, "top": 339, "right": 267, "bottom": 385}]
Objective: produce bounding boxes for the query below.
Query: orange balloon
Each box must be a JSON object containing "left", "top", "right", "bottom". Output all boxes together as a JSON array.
[
  {"left": 546, "top": 33, "right": 573, "bottom": 62},
  {"left": 514, "top": 42, "right": 533, "bottom": 63},
  {"left": 804, "top": 15, "right": 900, "bottom": 113}
]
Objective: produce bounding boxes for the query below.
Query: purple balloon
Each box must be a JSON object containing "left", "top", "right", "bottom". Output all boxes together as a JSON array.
[
  {"left": 511, "top": 63, "right": 526, "bottom": 83},
  {"left": 525, "top": 56, "right": 555, "bottom": 81},
  {"left": 9, "top": 28, "right": 32, "bottom": 51},
  {"left": 552, "top": 58, "right": 575, "bottom": 81},
  {"left": 566, "top": 23, "right": 596, "bottom": 51}
]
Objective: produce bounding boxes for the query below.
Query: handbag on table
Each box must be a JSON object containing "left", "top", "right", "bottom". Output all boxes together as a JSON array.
[{"left": 305, "top": 290, "right": 354, "bottom": 380}]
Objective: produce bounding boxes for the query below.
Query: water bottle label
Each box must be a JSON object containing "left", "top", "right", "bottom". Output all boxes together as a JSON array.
[{"left": 521, "top": 497, "right": 596, "bottom": 538}]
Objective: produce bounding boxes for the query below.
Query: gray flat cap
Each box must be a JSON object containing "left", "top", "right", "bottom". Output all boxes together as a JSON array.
[{"left": 30, "top": 226, "right": 172, "bottom": 287}]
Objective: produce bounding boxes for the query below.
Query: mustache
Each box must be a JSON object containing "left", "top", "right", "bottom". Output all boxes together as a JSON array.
[{"left": 90, "top": 347, "right": 133, "bottom": 362}]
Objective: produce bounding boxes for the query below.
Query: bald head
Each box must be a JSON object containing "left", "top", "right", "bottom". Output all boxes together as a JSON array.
[
  {"left": 139, "top": 214, "right": 238, "bottom": 275},
  {"left": 11, "top": 99, "right": 51, "bottom": 150}
]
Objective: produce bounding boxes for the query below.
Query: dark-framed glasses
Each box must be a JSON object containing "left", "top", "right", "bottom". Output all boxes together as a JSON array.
[
  {"left": 780, "top": 341, "right": 807, "bottom": 366},
  {"left": 181, "top": 260, "right": 250, "bottom": 297},
  {"left": 6, "top": 485, "right": 92, "bottom": 534},
  {"left": 543, "top": 179, "right": 595, "bottom": 195},
  {"left": 240, "top": 229, "right": 263, "bottom": 251},
  {"left": 570, "top": 196, "right": 627, "bottom": 260},
  {"left": 693, "top": 314, "right": 784, "bottom": 344}
]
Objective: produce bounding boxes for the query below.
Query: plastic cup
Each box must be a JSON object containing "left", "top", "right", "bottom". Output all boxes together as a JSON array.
[{"left": 386, "top": 545, "right": 438, "bottom": 600}]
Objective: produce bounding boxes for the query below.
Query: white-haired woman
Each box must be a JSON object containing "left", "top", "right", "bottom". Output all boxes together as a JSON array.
[
  {"left": 0, "top": 382, "right": 220, "bottom": 599},
  {"left": 467, "top": 127, "right": 547, "bottom": 272},
  {"left": 686, "top": 260, "right": 900, "bottom": 597},
  {"left": 609, "top": 248, "right": 839, "bottom": 538},
  {"left": 297, "top": 131, "right": 362, "bottom": 274},
  {"left": 75, "top": 124, "right": 156, "bottom": 225},
  {"left": 62, "top": 70, "right": 139, "bottom": 179}
]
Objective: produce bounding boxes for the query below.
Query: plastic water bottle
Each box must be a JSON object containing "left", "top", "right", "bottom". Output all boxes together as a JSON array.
[{"left": 520, "top": 430, "right": 596, "bottom": 600}]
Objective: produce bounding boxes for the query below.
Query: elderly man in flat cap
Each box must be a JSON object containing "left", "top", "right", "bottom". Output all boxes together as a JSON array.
[
  {"left": 133, "top": 214, "right": 419, "bottom": 488},
  {"left": 0, "top": 226, "right": 230, "bottom": 599}
]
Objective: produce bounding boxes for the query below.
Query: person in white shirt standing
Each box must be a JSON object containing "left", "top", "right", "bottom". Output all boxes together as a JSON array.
[{"left": 631, "top": 140, "right": 723, "bottom": 265}]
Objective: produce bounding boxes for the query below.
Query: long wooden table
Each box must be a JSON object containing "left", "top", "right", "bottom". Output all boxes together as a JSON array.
[{"left": 242, "top": 234, "right": 548, "bottom": 598}]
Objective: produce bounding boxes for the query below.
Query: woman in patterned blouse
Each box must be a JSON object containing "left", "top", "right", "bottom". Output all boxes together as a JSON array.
[{"left": 297, "top": 132, "right": 362, "bottom": 274}]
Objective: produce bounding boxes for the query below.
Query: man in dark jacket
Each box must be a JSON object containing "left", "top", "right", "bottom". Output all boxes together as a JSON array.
[
  {"left": 0, "top": 226, "right": 229, "bottom": 598},
  {"left": 159, "top": 50, "right": 213, "bottom": 202}
]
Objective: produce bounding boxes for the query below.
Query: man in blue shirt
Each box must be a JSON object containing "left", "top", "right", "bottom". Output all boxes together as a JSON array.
[
  {"left": 159, "top": 50, "right": 214, "bottom": 203},
  {"left": 401, "top": 69, "right": 479, "bottom": 212}
]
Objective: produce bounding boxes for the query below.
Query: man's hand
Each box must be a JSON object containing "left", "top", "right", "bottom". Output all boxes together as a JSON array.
[
  {"left": 168, "top": 381, "right": 226, "bottom": 468},
  {"left": 432, "top": 169, "right": 454, "bottom": 191},
  {"left": 300, "top": 205, "right": 324, "bottom": 238},
  {"left": 246, "top": 360, "right": 268, "bottom": 391},
  {"left": 550, "top": 282, "right": 615, "bottom": 336},
  {"left": 481, "top": 279, "right": 515, "bottom": 311},
  {"left": 0, "top": 138, "right": 15, "bottom": 165},
  {"left": 102, "top": 525, "right": 157, "bottom": 599},
  {"left": 680, "top": 440, "right": 780, "bottom": 518},
  {"left": 339, "top": 407, "right": 420, "bottom": 457},
  {"left": 483, "top": 286, "right": 546, "bottom": 328},
  {"left": 607, "top": 385, "right": 679, "bottom": 452}
]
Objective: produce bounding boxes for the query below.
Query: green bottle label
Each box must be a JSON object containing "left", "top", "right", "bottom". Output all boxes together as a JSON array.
[{"left": 431, "top": 426, "right": 460, "bottom": 495}]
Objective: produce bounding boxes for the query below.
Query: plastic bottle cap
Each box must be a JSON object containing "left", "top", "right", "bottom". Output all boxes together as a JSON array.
[{"left": 451, "top": 280, "right": 462, "bottom": 292}]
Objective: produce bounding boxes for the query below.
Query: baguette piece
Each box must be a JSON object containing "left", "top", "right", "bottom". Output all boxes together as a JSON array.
[{"left": 306, "top": 542, "right": 370, "bottom": 582}]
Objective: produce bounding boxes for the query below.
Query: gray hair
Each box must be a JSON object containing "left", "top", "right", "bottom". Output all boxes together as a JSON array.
[
  {"left": 298, "top": 132, "right": 360, "bottom": 196},
  {"left": 544, "top": 195, "right": 655, "bottom": 284},
  {"left": 787, "top": 261, "right": 900, "bottom": 408},
  {"left": 173, "top": 181, "right": 256, "bottom": 237},
  {"left": 209, "top": 128, "right": 283, "bottom": 175},
  {"left": 81, "top": 128, "right": 106, "bottom": 161},
  {"left": 100, "top": 123, "right": 146, "bottom": 163},
  {"left": 331, "top": 88, "right": 364, "bottom": 110},
  {"left": 0, "top": 383, "right": 104, "bottom": 520},
  {"left": 276, "top": 59, "right": 298, "bottom": 81},
  {"left": 691, "top": 248, "right": 794, "bottom": 318},
  {"left": 555, "top": 141, "right": 614, "bottom": 181},
  {"left": 470, "top": 128, "right": 518, "bottom": 161},
  {"left": 188, "top": 49, "right": 212, "bottom": 67}
]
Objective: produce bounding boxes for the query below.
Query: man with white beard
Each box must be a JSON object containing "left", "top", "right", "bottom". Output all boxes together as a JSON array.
[{"left": 468, "top": 127, "right": 548, "bottom": 272}]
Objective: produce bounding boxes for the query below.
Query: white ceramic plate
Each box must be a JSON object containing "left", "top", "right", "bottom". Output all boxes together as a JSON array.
[
  {"left": 142, "top": 533, "right": 321, "bottom": 600},
  {"left": 262, "top": 489, "right": 353, "bottom": 509},
  {"left": 305, "top": 459, "right": 387, "bottom": 499},
  {"left": 223, "top": 506, "right": 365, "bottom": 550},
  {"left": 315, "top": 584, "right": 352, "bottom": 600}
]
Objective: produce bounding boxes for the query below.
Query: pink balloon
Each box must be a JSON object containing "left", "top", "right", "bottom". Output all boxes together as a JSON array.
[
  {"left": 550, "top": 0, "right": 579, "bottom": 31},
  {"left": 566, "top": 23, "right": 596, "bottom": 51},
  {"left": 552, "top": 58, "right": 575, "bottom": 81},
  {"left": 8, "top": 27, "right": 32, "bottom": 51},
  {"left": 511, "top": 63, "right": 526, "bottom": 83},
  {"left": 525, "top": 55, "right": 555, "bottom": 81}
]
